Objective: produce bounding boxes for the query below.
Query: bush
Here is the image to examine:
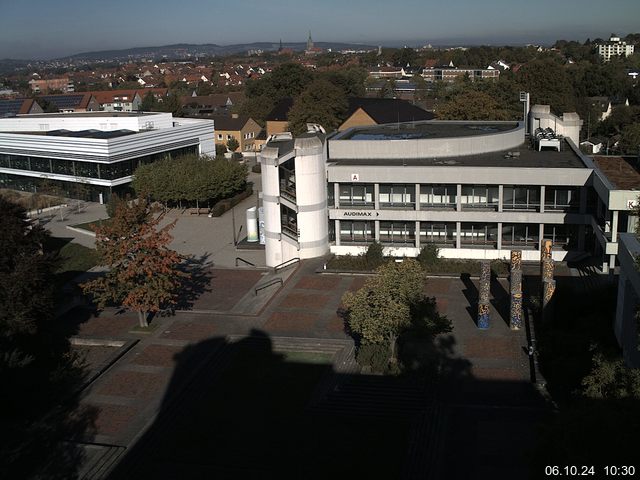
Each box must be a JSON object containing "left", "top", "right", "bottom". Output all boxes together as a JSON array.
[
  {"left": 356, "top": 343, "right": 391, "bottom": 373},
  {"left": 417, "top": 244, "right": 440, "bottom": 268},
  {"left": 365, "top": 241, "right": 384, "bottom": 269},
  {"left": 251, "top": 163, "right": 261, "bottom": 174}
]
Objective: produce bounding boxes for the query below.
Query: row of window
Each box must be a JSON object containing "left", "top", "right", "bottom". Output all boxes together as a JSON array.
[
  {"left": 331, "top": 183, "right": 580, "bottom": 212},
  {"left": 0, "top": 145, "right": 197, "bottom": 181},
  {"left": 337, "top": 220, "right": 577, "bottom": 248}
]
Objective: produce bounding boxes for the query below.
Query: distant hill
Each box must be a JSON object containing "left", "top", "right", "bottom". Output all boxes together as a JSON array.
[{"left": 58, "top": 42, "right": 377, "bottom": 62}]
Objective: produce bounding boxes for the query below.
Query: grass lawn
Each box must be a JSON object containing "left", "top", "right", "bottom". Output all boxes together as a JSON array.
[{"left": 45, "top": 237, "right": 100, "bottom": 288}]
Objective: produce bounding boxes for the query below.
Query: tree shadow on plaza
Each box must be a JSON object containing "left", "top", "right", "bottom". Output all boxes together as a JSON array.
[
  {"left": 172, "top": 253, "right": 214, "bottom": 311},
  {"left": 105, "top": 327, "right": 559, "bottom": 480}
]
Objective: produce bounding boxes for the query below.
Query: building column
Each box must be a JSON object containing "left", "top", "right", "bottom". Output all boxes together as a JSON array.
[
  {"left": 609, "top": 254, "right": 616, "bottom": 271},
  {"left": 456, "top": 184, "right": 462, "bottom": 211},
  {"left": 539, "top": 185, "right": 545, "bottom": 213},
  {"left": 604, "top": 209, "right": 611, "bottom": 233},
  {"left": 415, "top": 183, "right": 421, "bottom": 211},
  {"left": 497, "top": 222, "right": 502, "bottom": 250},
  {"left": 335, "top": 220, "right": 340, "bottom": 246},
  {"left": 612, "top": 210, "right": 619, "bottom": 243},
  {"left": 539, "top": 223, "right": 545, "bottom": 251},
  {"left": 334, "top": 183, "right": 340, "bottom": 208},
  {"left": 374, "top": 183, "right": 380, "bottom": 210},
  {"left": 579, "top": 186, "right": 587, "bottom": 214},
  {"left": 415, "top": 221, "right": 421, "bottom": 249},
  {"left": 456, "top": 222, "right": 461, "bottom": 249},
  {"left": 498, "top": 185, "right": 504, "bottom": 213},
  {"left": 375, "top": 220, "right": 380, "bottom": 241}
]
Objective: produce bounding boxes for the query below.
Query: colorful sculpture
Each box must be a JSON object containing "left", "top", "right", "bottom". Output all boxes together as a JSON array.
[{"left": 478, "top": 260, "right": 491, "bottom": 329}]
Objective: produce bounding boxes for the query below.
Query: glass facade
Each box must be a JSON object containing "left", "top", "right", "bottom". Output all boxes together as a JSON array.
[
  {"left": 503, "top": 186, "right": 540, "bottom": 211},
  {"left": 379, "top": 184, "right": 415, "bottom": 208},
  {"left": 544, "top": 224, "right": 578, "bottom": 248},
  {"left": 280, "top": 205, "right": 298, "bottom": 239},
  {"left": 339, "top": 183, "right": 374, "bottom": 207},
  {"left": 339, "top": 220, "right": 374, "bottom": 244},
  {"left": 544, "top": 187, "right": 579, "bottom": 212},
  {"left": 460, "top": 223, "right": 498, "bottom": 246},
  {"left": 0, "top": 145, "right": 197, "bottom": 181},
  {"left": 379, "top": 221, "right": 415, "bottom": 245},
  {"left": 420, "top": 222, "right": 457, "bottom": 246},
  {"left": 460, "top": 185, "right": 499, "bottom": 210},
  {"left": 502, "top": 223, "right": 540, "bottom": 247},
  {"left": 420, "top": 184, "right": 456, "bottom": 209}
]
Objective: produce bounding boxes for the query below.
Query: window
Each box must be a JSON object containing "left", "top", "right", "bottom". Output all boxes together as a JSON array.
[
  {"left": 226, "top": 135, "right": 232, "bottom": 140},
  {"left": 420, "top": 184, "right": 456, "bottom": 208},
  {"left": 379, "top": 184, "right": 415, "bottom": 208},
  {"left": 420, "top": 222, "right": 457, "bottom": 246},
  {"left": 502, "top": 224, "right": 539, "bottom": 247},
  {"left": 460, "top": 223, "right": 498, "bottom": 246},
  {"left": 545, "top": 187, "right": 579, "bottom": 212},
  {"left": 503, "top": 186, "right": 540, "bottom": 211},
  {"left": 460, "top": 185, "right": 499, "bottom": 209},
  {"left": 340, "top": 221, "right": 373, "bottom": 244},
  {"left": 280, "top": 205, "right": 298, "bottom": 239},
  {"left": 379, "top": 221, "right": 415, "bottom": 245},
  {"left": 217, "top": 134, "right": 223, "bottom": 140},
  {"left": 544, "top": 224, "right": 577, "bottom": 249},
  {"left": 339, "top": 184, "right": 374, "bottom": 207}
]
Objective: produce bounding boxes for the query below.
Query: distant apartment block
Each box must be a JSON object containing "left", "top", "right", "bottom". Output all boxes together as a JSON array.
[
  {"left": 597, "top": 34, "right": 635, "bottom": 62},
  {"left": 421, "top": 66, "right": 500, "bottom": 83},
  {"left": 29, "top": 77, "right": 74, "bottom": 93}
]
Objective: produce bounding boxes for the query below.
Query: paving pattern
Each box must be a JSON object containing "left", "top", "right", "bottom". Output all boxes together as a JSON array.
[{"left": 62, "top": 260, "right": 548, "bottom": 479}]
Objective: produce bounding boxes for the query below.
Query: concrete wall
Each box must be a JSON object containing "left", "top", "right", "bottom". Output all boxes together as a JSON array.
[
  {"left": 1, "top": 112, "right": 173, "bottom": 132},
  {"left": 329, "top": 121, "right": 524, "bottom": 159},
  {"left": 614, "top": 233, "right": 640, "bottom": 366},
  {"left": 529, "top": 105, "right": 583, "bottom": 146}
]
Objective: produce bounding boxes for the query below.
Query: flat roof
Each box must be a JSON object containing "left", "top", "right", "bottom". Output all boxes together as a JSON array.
[
  {"left": 330, "top": 139, "right": 586, "bottom": 169},
  {"left": 337, "top": 121, "right": 518, "bottom": 141},
  {"left": 15, "top": 111, "right": 160, "bottom": 119},
  {"left": 593, "top": 156, "right": 640, "bottom": 190}
]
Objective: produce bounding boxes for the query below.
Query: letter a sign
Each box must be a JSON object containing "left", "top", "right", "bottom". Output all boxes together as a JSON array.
[{"left": 351, "top": 173, "right": 360, "bottom": 182}]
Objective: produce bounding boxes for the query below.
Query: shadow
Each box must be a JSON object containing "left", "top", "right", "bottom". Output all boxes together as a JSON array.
[
  {"left": 460, "top": 273, "right": 479, "bottom": 325},
  {"left": 172, "top": 253, "right": 214, "bottom": 311},
  {"left": 490, "top": 272, "right": 511, "bottom": 327},
  {"left": 104, "top": 326, "right": 562, "bottom": 480}
]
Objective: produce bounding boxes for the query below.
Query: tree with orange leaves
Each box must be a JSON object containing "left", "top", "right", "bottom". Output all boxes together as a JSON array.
[{"left": 82, "top": 196, "right": 186, "bottom": 327}]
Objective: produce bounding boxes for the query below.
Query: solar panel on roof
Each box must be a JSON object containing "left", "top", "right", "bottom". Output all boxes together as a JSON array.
[{"left": 0, "top": 99, "right": 25, "bottom": 115}]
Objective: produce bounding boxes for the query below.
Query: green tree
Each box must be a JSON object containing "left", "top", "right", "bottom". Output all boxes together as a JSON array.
[
  {"left": 437, "top": 89, "right": 512, "bottom": 120},
  {"left": 392, "top": 47, "right": 418, "bottom": 68},
  {"left": 0, "top": 197, "right": 92, "bottom": 478},
  {"left": 286, "top": 79, "right": 348, "bottom": 135},
  {"left": 226, "top": 136, "right": 240, "bottom": 152},
  {"left": 82, "top": 197, "right": 186, "bottom": 327},
  {"left": 139, "top": 91, "right": 159, "bottom": 111},
  {"left": 342, "top": 260, "right": 425, "bottom": 361},
  {"left": 619, "top": 123, "right": 640, "bottom": 155},
  {"left": 516, "top": 59, "right": 577, "bottom": 113}
]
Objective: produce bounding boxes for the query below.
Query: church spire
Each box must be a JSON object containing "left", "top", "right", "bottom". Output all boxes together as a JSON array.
[{"left": 306, "top": 30, "right": 314, "bottom": 51}]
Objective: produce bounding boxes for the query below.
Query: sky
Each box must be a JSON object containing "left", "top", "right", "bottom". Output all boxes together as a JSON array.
[{"left": 0, "top": 0, "right": 638, "bottom": 59}]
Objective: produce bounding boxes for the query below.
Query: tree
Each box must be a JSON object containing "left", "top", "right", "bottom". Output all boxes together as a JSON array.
[
  {"left": 437, "top": 89, "right": 512, "bottom": 120},
  {"left": 140, "top": 91, "right": 159, "bottom": 111},
  {"left": 619, "top": 123, "right": 640, "bottom": 155},
  {"left": 342, "top": 260, "right": 425, "bottom": 361},
  {"left": 82, "top": 197, "right": 186, "bottom": 327},
  {"left": 516, "top": 59, "right": 577, "bottom": 113},
  {"left": 226, "top": 136, "right": 240, "bottom": 152},
  {"left": 287, "top": 79, "right": 348, "bottom": 135}
]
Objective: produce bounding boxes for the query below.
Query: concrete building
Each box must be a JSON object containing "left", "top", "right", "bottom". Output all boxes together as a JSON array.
[
  {"left": 421, "top": 66, "right": 500, "bottom": 83},
  {"left": 257, "top": 106, "right": 638, "bottom": 271},
  {"left": 597, "top": 34, "right": 635, "bottom": 62},
  {"left": 0, "top": 112, "right": 215, "bottom": 202},
  {"left": 29, "top": 77, "right": 74, "bottom": 93}
]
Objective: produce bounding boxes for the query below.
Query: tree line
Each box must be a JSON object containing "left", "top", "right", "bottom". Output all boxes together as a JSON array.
[{"left": 131, "top": 154, "right": 248, "bottom": 210}]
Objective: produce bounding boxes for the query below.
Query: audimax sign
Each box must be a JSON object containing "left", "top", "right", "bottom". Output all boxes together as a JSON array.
[{"left": 342, "top": 211, "right": 380, "bottom": 217}]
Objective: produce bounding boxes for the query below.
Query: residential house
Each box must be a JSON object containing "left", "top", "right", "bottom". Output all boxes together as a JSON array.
[
  {"left": 0, "top": 98, "right": 44, "bottom": 117},
  {"left": 180, "top": 93, "right": 246, "bottom": 117},
  {"left": 29, "top": 77, "right": 74, "bottom": 93},
  {"left": 210, "top": 114, "right": 262, "bottom": 152},
  {"left": 36, "top": 93, "right": 100, "bottom": 113},
  {"left": 338, "top": 98, "right": 434, "bottom": 131}
]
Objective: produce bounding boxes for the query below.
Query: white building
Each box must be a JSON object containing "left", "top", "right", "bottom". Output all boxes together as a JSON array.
[
  {"left": 258, "top": 107, "right": 638, "bottom": 273},
  {"left": 597, "top": 34, "right": 635, "bottom": 62},
  {"left": 0, "top": 112, "right": 214, "bottom": 202}
]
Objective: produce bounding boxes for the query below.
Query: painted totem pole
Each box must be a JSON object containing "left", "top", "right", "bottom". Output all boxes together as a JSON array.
[{"left": 478, "top": 260, "right": 491, "bottom": 329}]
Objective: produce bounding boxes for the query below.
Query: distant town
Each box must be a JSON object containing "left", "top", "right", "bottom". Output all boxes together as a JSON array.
[{"left": 1, "top": 28, "right": 640, "bottom": 480}]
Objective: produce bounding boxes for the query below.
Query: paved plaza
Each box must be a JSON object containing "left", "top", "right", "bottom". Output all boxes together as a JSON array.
[{"left": 58, "top": 257, "right": 549, "bottom": 479}]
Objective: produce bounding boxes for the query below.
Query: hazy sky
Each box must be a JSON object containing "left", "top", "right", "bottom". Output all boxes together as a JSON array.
[{"left": 0, "top": 0, "right": 638, "bottom": 59}]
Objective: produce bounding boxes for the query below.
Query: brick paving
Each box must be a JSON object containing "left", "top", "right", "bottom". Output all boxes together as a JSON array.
[{"left": 68, "top": 257, "right": 544, "bottom": 478}]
